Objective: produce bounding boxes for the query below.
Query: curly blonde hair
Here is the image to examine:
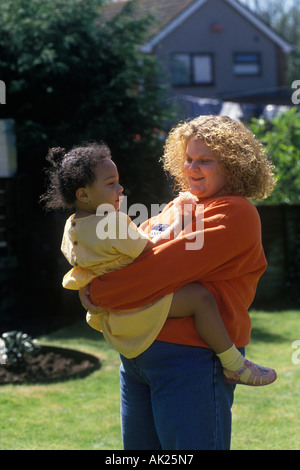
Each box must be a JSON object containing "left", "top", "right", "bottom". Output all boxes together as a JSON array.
[{"left": 161, "top": 115, "right": 276, "bottom": 201}]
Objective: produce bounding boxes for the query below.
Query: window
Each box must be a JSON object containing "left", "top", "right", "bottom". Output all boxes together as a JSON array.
[
  {"left": 193, "top": 56, "right": 213, "bottom": 84},
  {"left": 172, "top": 54, "right": 190, "bottom": 85},
  {"left": 172, "top": 53, "right": 214, "bottom": 86},
  {"left": 233, "top": 53, "right": 261, "bottom": 76}
]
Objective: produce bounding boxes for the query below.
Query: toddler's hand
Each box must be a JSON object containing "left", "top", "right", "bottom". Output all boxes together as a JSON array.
[
  {"left": 79, "top": 285, "right": 103, "bottom": 314},
  {"left": 173, "top": 191, "right": 198, "bottom": 216}
]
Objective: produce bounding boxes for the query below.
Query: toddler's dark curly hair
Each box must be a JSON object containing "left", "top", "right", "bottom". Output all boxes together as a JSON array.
[{"left": 40, "top": 142, "right": 112, "bottom": 211}]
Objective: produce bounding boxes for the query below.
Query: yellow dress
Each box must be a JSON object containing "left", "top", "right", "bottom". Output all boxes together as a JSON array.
[{"left": 61, "top": 211, "right": 173, "bottom": 358}]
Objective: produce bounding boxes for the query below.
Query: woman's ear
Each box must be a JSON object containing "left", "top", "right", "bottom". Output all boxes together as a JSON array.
[{"left": 76, "top": 187, "right": 89, "bottom": 204}]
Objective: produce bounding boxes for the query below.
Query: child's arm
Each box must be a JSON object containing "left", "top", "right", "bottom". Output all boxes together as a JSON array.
[
  {"left": 141, "top": 192, "right": 197, "bottom": 253},
  {"left": 141, "top": 211, "right": 182, "bottom": 252}
]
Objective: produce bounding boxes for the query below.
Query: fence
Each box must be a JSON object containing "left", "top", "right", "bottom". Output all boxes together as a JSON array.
[
  {"left": 0, "top": 175, "right": 32, "bottom": 330},
  {"left": 256, "top": 204, "right": 300, "bottom": 307}
]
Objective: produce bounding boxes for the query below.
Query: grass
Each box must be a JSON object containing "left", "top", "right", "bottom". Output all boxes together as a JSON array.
[
  {"left": 0, "top": 322, "right": 123, "bottom": 450},
  {"left": 0, "top": 309, "right": 299, "bottom": 450},
  {"left": 231, "top": 309, "right": 300, "bottom": 450}
]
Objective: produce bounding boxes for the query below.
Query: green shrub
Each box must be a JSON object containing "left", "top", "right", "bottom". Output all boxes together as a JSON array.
[
  {"left": 0, "top": 330, "right": 40, "bottom": 369},
  {"left": 250, "top": 107, "right": 300, "bottom": 205}
]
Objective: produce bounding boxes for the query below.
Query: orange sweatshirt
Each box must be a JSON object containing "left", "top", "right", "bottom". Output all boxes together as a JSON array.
[{"left": 89, "top": 196, "right": 267, "bottom": 349}]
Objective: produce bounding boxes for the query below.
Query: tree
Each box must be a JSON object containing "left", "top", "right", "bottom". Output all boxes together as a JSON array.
[
  {"left": 0, "top": 0, "right": 173, "bottom": 206},
  {"left": 250, "top": 107, "right": 300, "bottom": 205}
]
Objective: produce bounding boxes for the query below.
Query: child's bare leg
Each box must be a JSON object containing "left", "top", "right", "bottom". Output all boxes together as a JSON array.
[
  {"left": 169, "top": 283, "right": 232, "bottom": 353},
  {"left": 169, "top": 283, "right": 277, "bottom": 386}
]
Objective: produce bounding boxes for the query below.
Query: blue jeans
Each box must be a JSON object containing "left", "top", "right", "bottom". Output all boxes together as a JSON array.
[{"left": 120, "top": 341, "right": 243, "bottom": 450}]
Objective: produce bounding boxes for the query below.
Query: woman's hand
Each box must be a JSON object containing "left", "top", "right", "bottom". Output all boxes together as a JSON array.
[{"left": 78, "top": 285, "right": 103, "bottom": 314}]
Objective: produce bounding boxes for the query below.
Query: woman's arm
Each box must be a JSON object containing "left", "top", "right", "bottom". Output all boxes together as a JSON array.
[{"left": 89, "top": 197, "right": 266, "bottom": 310}]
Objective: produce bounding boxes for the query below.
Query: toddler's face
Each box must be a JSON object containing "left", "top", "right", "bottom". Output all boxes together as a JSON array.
[{"left": 86, "top": 159, "right": 124, "bottom": 212}]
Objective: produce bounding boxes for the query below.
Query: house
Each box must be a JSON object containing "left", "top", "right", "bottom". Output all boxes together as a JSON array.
[{"left": 102, "top": 0, "right": 293, "bottom": 105}]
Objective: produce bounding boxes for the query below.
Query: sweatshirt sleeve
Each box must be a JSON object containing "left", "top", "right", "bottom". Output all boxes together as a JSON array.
[{"left": 89, "top": 197, "right": 267, "bottom": 310}]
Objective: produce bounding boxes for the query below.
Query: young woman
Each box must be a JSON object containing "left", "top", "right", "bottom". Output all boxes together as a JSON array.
[{"left": 78, "top": 116, "right": 278, "bottom": 450}]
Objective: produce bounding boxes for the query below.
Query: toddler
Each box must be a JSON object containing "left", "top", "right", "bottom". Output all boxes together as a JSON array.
[{"left": 41, "top": 142, "right": 277, "bottom": 386}]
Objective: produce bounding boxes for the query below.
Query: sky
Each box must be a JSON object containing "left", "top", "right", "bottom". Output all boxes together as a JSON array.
[{"left": 239, "top": 0, "right": 296, "bottom": 11}]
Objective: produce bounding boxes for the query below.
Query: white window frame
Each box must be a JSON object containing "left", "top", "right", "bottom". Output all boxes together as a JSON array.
[
  {"left": 171, "top": 53, "right": 214, "bottom": 86},
  {"left": 233, "top": 52, "right": 261, "bottom": 77}
]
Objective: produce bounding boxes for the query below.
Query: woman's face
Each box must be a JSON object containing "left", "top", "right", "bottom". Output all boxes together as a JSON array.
[{"left": 183, "top": 139, "right": 226, "bottom": 199}]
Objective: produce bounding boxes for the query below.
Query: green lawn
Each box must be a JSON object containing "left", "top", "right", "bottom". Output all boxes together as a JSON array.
[
  {"left": 231, "top": 309, "right": 300, "bottom": 450},
  {"left": 0, "top": 323, "right": 123, "bottom": 450},
  {"left": 0, "top": 310, "right": 299, "bottom": 450}
]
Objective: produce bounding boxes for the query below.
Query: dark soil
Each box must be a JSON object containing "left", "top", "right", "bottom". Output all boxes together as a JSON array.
[{"left": 0, "top": 345, "right": 101, "bottom": 385}]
